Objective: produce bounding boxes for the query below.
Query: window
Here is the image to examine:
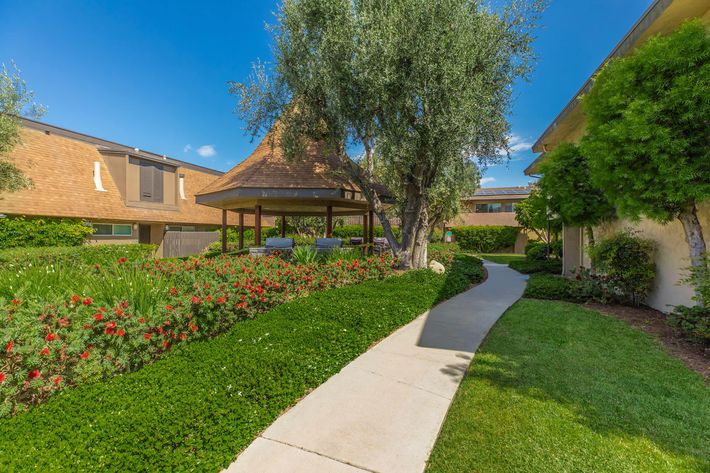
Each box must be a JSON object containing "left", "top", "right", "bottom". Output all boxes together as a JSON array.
[
  {"left": 166, "top": 225, "right": 197, "bottom": 232},
  {"left": 474, "top": 202, "right": 516, "bottom": 213},
  {"left": 92, "top": 223, "right": 133, "bottom": 236},
  {"left": 139, "top": 160, "right": 164, "bottom": 202}
]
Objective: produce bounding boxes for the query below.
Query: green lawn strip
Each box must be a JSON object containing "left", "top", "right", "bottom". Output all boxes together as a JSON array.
[
  {"left": 0, "top": 257, "right": 483, "bottom": 472},
  {"left": 476, "top": 253, "right": 525, "bottom": 265},
  {"left": 427, "top": 299, "right": 710, "bottom": 473}
]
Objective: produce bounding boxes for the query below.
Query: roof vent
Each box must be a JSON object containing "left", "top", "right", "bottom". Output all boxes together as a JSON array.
[
  {"left": 93, "top": 161, "right": 107, "bottom": 192},
  {"left": 178, "top": 174, "right": 187, "bottom": 200}
]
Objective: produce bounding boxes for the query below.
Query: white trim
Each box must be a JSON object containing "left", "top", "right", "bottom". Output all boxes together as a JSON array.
[{"left": 93, "top": 161, "right": 107, "bottom": 192}]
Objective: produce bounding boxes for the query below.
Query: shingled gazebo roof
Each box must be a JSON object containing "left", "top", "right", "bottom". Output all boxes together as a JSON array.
[{"left": 196, "top": 124, "right": 386, "bottom": 217}]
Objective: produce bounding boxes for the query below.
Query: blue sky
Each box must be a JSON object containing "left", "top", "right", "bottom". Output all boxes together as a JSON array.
[{"left": 0, "top": 0, "right": 653, "bottom": 187}]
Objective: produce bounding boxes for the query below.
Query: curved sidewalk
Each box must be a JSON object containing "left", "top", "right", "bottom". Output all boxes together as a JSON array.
[{"left": 225, "top": 261, "right": 527, "bottom": 473}]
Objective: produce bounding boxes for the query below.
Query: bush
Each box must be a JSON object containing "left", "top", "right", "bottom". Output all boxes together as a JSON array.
[
  {"left": 667, "top": 305, "right": 710, "bottom": 343},
  {"left": 451, "top": 226, "right": 518, "bottom": 252},
  {"left": 524, "top": 240, "right": 562, "bottom": 261},
  {"left": 523, "top": 274, "right": 596, "bottom": 303},
  {"left": 0, "top": 244, "right": 156, "bottom": 270},
  {"left": 0, "top": 253, "right": 396, "bottom": 417},
  {"left": 427, "top": 243, "right": 460, "bottom": 267},
  {"left": 0, "top": 253, "right": 481, "bottom": 471},
  {"left": 683, "top": 253, "right": 710, "bottom": 308},
  {"left": 0, "top": 216, "right": 94, "bottom": 248},
  {"left": 588, "top": 231, "right": 655, "bottom": 305},
  {"left": 332, "top": 224, "right": 401, "bottom": 240},
  {"left": 509, "top": 259, "right": 562, "bottom": 275}
]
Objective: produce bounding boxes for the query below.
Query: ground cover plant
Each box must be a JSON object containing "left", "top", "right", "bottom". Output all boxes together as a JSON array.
[
  {"left": 0, "top": 254, "right": 483, "bottom": 471},
  {"left": 0, "top": 244, "right": 156, "bottom": 270},
  {"left": 0, "top": 251, "right": 395, "bottom": 417},
  {"left": 476, "top": 253, "right": 525, "bottom": 265},
  {"left": 427, "top": 299, "right": 710, "bottom": 473}
]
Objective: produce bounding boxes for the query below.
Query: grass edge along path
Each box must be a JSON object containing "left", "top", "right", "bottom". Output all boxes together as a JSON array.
[
  {"left": 426, "top": 299, "right": 710, "bottom": 473},
  {"left": 0, "top": 255, "right": 483, "bottom": 472}
]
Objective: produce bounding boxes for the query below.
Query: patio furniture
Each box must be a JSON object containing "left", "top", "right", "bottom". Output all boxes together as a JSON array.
[
  {"left": 315, "top": 238, "right": 343, "bottom": 253},
  {"left": 265, "top": 237, "right": 295, "bottom": 255},
  {"left": 373, "top": 237, "right": 391, "bottom": 255},
  {"left": 349, "top": 237, "right": 364, "bottom": 246}
]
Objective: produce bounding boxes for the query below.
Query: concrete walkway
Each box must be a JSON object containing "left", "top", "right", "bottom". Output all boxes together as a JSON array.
[{"left": 225, "top": 261, "right": 527, "bottom": 473}]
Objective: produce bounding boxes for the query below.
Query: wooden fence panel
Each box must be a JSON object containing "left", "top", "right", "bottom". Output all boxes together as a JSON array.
[{"left": 162, "top": 231, "right": 219, "bottom": 258}]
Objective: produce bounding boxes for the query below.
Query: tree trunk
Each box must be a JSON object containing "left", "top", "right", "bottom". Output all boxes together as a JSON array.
[
  {"left": 396, "top": 183, "right": 426, "bottom": 270},
  {"left": 678, "top": 204, "right": 707, "bottom": 304},
  {"left": 585, "top": 226, "right": 595, "bottom": 248},
  {"left": 412, "top": 205, "right": 429, "bottom": 269}
]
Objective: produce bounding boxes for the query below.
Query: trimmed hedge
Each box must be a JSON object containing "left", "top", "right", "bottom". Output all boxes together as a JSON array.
[
  {"left": 0, "top": 244, "right": 156, "bottom": 270},
  {"left": 667, "top": 305, "right": 710, "bottom": 343},
  {"left": 0, "top": 255, "right": 483, "bottom": 471},
  {"left": 451, "top": 226, "right": 518, "bottom": 253},
  {"left": 509, "top": 258, "right": 562, "bottom": 275},
  {"left": 0, "top": 216, "right": 94, "bottom": 248},
  {"left": 523, "top": 274, "right": 597, "bottom": 303}
]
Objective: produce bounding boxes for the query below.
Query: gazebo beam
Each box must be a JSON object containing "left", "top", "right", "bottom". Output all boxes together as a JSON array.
[
  {"left": 221, "top": 209, "right": 228, "bottom": 254},
  {"left": 326, "top": 206, "right": 333, "bottom": 238},
  {"left": 255, "top": 205, "right": 262, "bottom": 246},
  {"left": 238, "top": 212, "right": 244, "bottom": 250}
]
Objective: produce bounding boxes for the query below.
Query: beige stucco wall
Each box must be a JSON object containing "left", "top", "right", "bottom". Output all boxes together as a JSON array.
[
  {"left": 150, "top": 223, "right": 166, "bottom": 257},
  {"left": 163, "top": 167, "right": 176, "bottom": 205},
  {"left": 571, "top": 201, "right": 710, "bottom": 312}
]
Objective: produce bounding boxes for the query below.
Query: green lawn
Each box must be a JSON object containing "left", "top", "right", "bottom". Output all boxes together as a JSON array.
[
  {"left": 0, "top": 257, "right": 483, "bottom": 472},
  {"left": 427, "top": 299, "right": 710, "bottom": 473},
  {"left": 476, "top": 253, "right": 525, "bottom": 265}
]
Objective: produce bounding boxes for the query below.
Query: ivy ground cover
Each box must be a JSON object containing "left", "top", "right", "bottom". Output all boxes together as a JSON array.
[
  {"left": 0, "top": 255, "right": 483, "bottom": 471},
  {"left": 0, "top": 251, "right": 394, "bottom": 418}
]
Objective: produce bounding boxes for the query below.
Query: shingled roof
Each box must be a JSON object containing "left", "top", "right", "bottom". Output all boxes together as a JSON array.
[{"left": 196, "top": 123, "right": 387, "bottom": 216}]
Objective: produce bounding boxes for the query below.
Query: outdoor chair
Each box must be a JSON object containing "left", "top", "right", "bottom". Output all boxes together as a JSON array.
[
  {"left": 373, "top": 237, "right": 391, "bottom": 256},
  {"left": 349, "top": 237, "right": 364, "bottom": 246},
  {"left": 265, "top": 237, "right": 295, "bottom": 255},
  {"left": 314, "top": 237, "right": 343, "bottom": 254}
]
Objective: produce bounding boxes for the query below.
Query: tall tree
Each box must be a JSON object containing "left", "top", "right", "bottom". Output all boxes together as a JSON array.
[
  {"left": 538, "top": 143, "right": 615, "bottom": 246},
  {"left": 514, "top": 188, "right": 561, "bottom": 243},
  {"left": 582, "top": 20, "right": 710, "bottom": 276},
  {"left": 231, "top": 0, "right": 544, "bottom": 268},
  {"left": 0, "top": 62, "right": 45, "bottom": 193}
]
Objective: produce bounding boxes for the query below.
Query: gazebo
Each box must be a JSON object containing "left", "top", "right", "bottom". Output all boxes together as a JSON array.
[{"left": 195, "top": 124, "right": 389, "bottom": 252}]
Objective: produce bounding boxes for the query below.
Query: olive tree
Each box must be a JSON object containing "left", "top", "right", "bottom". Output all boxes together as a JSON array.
[
  {"left": 514, "top": 187, "right": 560, "bottom": 243},
  {"left": 538, "top": 142, "right": 615, "bottom": 246},
  {"left": 581, "top": 20, "right": 710, "bottom": 273},
  {"left": 0, "top": 62, "right": 45, "bottom": 193},
  {"left": 231, "top": 0, "right": 544, "bottom": 268}
]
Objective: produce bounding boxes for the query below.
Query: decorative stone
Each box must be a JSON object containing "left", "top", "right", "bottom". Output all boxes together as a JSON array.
[{"left": 428, "top": 260, "right": 445, "bottom": 274}]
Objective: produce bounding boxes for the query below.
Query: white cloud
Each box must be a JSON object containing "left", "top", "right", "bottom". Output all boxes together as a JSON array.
[
  {"left": 196, "top": 144, "right": 216, "bottom": 158},
  {"left": 183, "top": 144, "right": 192, "bottom": 153},
  {"left": 508, "top": 134, "right": 533, "bottom": 154},
  {"left": 480, "top": 177, "right": 496, "bottom": 186}
]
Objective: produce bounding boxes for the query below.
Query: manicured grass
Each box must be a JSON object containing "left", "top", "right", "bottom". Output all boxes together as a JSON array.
[
  {"left": 427, "top": 299, "right": 710, "bottom": 473},
  {"left": 477, "top": 253, "right": 525, "bottom": 265},
  {"left": 0, "top": 257, "right": 483, "bottom": 471}
]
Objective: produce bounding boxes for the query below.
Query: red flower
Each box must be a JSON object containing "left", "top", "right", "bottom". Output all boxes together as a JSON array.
[
  {"left": 5, "top": 340, "right": 13, "bottom": 353},
  {"left": 165, "top": 304, "right": 173, "bottom": 311},
  {"left": 116, "top": 329, "right": 125, "bottom": 337},
  {"left": 117, "top": 257, "right": 128, "bottom": 264},
  {"left": 216, "top": 296, "right": 226, "bottom": 305},
  {"left": 71, "top": 295, "right": 82, "bottom": 304},
  {"left": 53, "top": 376, "right": 62, "bottom": 386},
  {"left": 0, "top": 372, "right": 5, "bottom": 383},
  {"left": 170, "top": 287, "right": 178, "bottom": 296},
  {"left": 190, "top": 296, "right": 202, "bottom": 305},
  {"left": 80, "top": 351, "right": 90, "bottom": 359},
  {"left": 179, "top": 333, "right": 187, "bottom": 341},
  {"left": 10, "top": 298, "right": 21, "bottom": 305},
  {"left": 39, "top": 347, "right": 50, "bottom": 356},
  {"left": 162, "top": 340, "right": 170, "bottom": 348},
  {"left": 82, "top": 297, "right": 93, "bottom": 306},
  {"left": 94, "top": 313, "right": 104, "bottom": 321},
  {"left": 28, "top": 369, "right": 41, "bottom": 380},
  {"left": 138, "top": 317, "right": 146, "bottom": 324},
  {"left": 143, "top": 333, "right": 152, "bottom": 340},
  {"left": 189, "top": 323, "right": 198, "bottom": 332},
  {"left": 83, "top": 324, "right": 93, "bottom": 330},
  {"left": 45, "top": 333, "right": 57, "bottom": 342},
  {"left": 104, "top": 328, "right": 116, "bottom": 335},
  {"left": 105, "top": 321, "right": 117, "bottom": 329}
]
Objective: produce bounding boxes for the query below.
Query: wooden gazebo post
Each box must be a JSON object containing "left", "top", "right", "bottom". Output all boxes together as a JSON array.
[
  {"left": 280, "top": 216, "right": 287, "bottom": 238},
  {"left": 326, "top": 206, "right": 333, "bottom": 238},
  {"left": 368, "top": 210, "right": 374, "bottom": 243},
  {"left": 221, "top": 209, "right": 228, "bottom": 254},
  {"left": 255, "top": 205, "right": 262, "bottom": 246},
  {"left": 238, "top": 212, "right": 244, "bottom": 250},
  {"left": 362, "top": 213, "right": 369, "bottom": 243}
]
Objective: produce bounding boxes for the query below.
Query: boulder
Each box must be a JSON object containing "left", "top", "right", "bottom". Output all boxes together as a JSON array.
[{"left": 428, "top": 260, "right": 445, "bottom": 274}]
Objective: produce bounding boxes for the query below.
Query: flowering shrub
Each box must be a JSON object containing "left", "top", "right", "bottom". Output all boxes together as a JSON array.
[{"left": 0, "top": 253, "right": 394, "bottom": 417}]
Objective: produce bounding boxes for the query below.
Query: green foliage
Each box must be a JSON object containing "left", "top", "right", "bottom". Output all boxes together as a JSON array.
[
  {"left": 0, "top": 244, "right": 156, "bottom": 270},
  {"left": 683, "top": 253, "right": 710, "bottom": 307},
  {"left": 524, "top": 240, "right": 562, "bottom": 260},
  {"left": 514, "top": 188, "right": 562, "bottom": 242},
  {"left": 509, "top": 258, "right": 562, "bottom": 275},
  {"left": 588, "top": 231, "right": 655, "bottom": 305},
  {"left": 0, "top": 216, "right": 94, "bottom": 248},
  {"left": 332, "top": 224, "right": 399, "bottom": 239},
  {"left": 0, "top": 253, "right": 481, "bottom": 471},
  {"left": 667, "top": 305, "right": 710, "bottom": 343},
  {"left": 451, "top": 226, "right": 518, "bottom": 253},
  {"left": 427, "top": 299, "right": 710, "bottom": 472},
  {"left": 0, "top": 62, "right": 45, "bottom": 193},
  {"left": 427, "top": 243, "right": 460, "bottom": 267},
  {"left": 523, "top": 274, "right": 597, "bottom": 303},
  {"left": 291, "top": 245, "right": 319, "bottom": 265},
  {"left": 582, "top": 20, "right": 710, "bottom": 224},
  {"left": 538, "top": 143, "right": 615, "bottom": 230}
]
